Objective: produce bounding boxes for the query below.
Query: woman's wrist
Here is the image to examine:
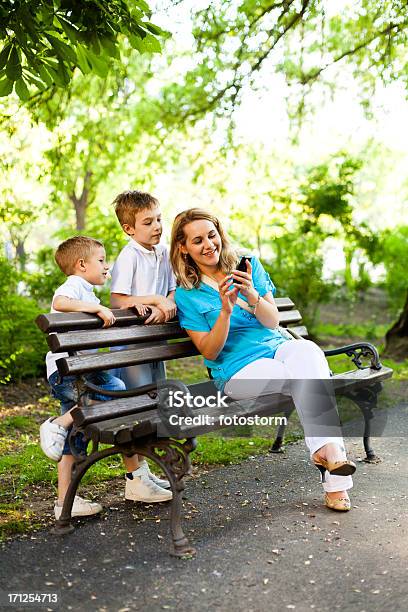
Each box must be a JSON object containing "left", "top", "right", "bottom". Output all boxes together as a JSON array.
[{"left": 247, "top": 291, "right": 260, "bottom": 308}]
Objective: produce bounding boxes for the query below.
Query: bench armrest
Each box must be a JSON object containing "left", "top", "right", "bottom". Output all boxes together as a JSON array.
[{"left": 323, "top": 342, "right": 382, "bottom": 370}]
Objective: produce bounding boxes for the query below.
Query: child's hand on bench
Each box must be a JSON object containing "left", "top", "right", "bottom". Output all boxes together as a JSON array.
[
  {"left": 145, "top": 305, "right": 166, "bottom": 325},
  {"left": 96, "top": 306, "right": 116, "bottom": 327}
]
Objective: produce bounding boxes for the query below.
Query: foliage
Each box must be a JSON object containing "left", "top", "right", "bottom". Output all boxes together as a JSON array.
[
  {"left": 0, "top": 0, "right": 166, "bottom": 100},
  {"left": 161, "top": 0, "right": 408, "bottom": 127},
  {"left": 0, "top": 256, "right": 46, "bottom": 381},
  {"left": 264, "top": 230, "right": 334, "bottom": 331},
  {"left": 23, "top": 246, "right": 65, "bottom": 306},
  {"left": 373, "top": 225, "right": 408, "bottom": 312}
]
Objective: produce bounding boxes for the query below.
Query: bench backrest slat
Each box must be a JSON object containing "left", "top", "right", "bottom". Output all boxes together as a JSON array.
[
  {"left": 58, "top": 340, "right": 199, "bottom": 376},
  {"left": 48, "top": 322, "right": 186, "bottom": 352},
  {"left": 36, "top": 297, "right": 296, "bottom": 334},
  {"left": 47, "top": 309, "right": 303, "bottom": 353}
]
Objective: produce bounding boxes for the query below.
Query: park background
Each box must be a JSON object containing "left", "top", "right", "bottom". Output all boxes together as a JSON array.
[{"left": 0, "top": 0, "right": 407, "bottom": 539}]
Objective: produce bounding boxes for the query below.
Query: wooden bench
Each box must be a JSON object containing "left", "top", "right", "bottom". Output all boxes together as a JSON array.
[{"left": 36, "top": 298, "right": 393, "bottom": 556}]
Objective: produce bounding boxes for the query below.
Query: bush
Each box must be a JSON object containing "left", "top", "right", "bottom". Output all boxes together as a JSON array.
[
  {"left": 0, "top": 257, "right": 47, "bottom": 381},
  {"left": 263, "top": 231, "right": 335, "bottom": 331},
  {"left": 378, "top": 226, "right": 408, "bottom": 313},
  {"left": 23, "top": 247, "right": 65, "bottom": 307}
]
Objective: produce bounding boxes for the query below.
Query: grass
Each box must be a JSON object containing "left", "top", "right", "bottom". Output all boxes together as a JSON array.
[{"left": 314, "top": 321, "right": 389, "bottom": 342}]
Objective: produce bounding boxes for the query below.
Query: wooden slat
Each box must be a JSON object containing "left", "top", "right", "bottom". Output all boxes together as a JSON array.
[
  {"left": 288, "top": 325, "right": 308, "bottom": 337},
  {"left": 58, "top": 340, "right": 199, "bottom": 377},
  {"left": 48, "top": 322, "right": 186, "bottom": 352},
  {"left": 85, "top": 412, "right": 158, "bottom": 445},
  {"left": 274, "top": 297, "right": 295, "bottom": 311},
  {"left": 36, "top": 307, "right": 151, "bottom": 333},
  {"left": 47, "top": 304, "right": 300, "bottom": 353},
  {"left": 279, "top": 310, "right": 302, "bottom": 325},
  {"left": 72, "top": 394, "right": 158, "bottom": 427},
  {"left": 37, "top": 298, "right": 296, "bottom": 335}
]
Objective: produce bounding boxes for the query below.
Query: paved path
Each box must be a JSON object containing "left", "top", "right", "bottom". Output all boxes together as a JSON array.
[{"left": 1, "top": 403, "right": 407, "bottom": 612}]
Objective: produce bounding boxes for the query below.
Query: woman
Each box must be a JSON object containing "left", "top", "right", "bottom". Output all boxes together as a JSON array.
[{"left": 170, "top": 208, "right": 356, "bottom": 511}]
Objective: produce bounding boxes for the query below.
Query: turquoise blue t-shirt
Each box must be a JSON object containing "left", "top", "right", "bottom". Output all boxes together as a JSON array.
[{"left": 175, "top": 257, "right": 287, "bottom": 389}]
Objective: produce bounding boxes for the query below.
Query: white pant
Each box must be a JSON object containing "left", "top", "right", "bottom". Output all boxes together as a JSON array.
[{"left": 224, "top": 339, "right": 353, "bottom": 493}]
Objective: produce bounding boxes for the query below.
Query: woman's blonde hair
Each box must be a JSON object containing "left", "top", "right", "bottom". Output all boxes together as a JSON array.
[{"left": 170, "top": 208, "right": 238, "bottom": 289}]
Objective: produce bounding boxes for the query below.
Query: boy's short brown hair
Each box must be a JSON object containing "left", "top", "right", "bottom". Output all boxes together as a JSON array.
[
  {"left": 113, "top": 190, "right": 159, "bottom": 228},
  {"left": 55, "top": 236, "right": 104, "bottom": 275}
]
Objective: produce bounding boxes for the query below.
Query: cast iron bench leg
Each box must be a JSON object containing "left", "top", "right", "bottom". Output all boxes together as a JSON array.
[
  {"left": 51, "top": 446, "right": 121, "bottom": 535},
  {"left": 269, "top": 406, "right": 295, "bottom": 453},
  {"left": 344, "top": 384, "right": 383, "bottom": 463},
  {"left": 141, "top": 437, "right": 197, "bottom": 557}
]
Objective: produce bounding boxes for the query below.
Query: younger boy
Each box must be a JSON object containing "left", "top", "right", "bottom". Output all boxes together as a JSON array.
[
  {"left": 40, "top": 236, "right": 171, "bottom": 519},
  {"left": 110, "top": 190, "right": 177, "bottom": 501}
]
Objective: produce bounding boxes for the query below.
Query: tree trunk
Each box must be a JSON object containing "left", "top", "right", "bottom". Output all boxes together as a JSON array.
[
  {"left": 70, "top": 170, "right": 93, "bottom": 231},
  {"left": 15, "top": 239, "right": 27, "bottom": 272},
  {"left": 383, "top": 289, "right": 408, "bottom": 361}
]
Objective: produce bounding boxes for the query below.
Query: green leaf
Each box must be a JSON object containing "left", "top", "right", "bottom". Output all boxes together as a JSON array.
[
  {"left": 15, "top": 77, "right": 30, "bottom": 101},
  {"left": 100, "top": 36, "right": 120, "bottom": 59},
  {"left": 76, "top": 45, "right": 92, "bottom": 74},
  {"left": 59, "top": 18, "right": 79, "bottom": 45},
  {"left": 45, "top": 34, "right": 77, "bottom": 64},
  {"left": 25, "top": 72, "right": 48, "bottom": 91},
  {"left": 6, "top": 47, "right": 22, "bottom": 81},
  {"left": 143, "top": 34, "right": 161, "bottom": 54},
  {"left": 37, "top": 64, "right": 54, "bottom": 87},
  {"left": 129, "top": 34, "right": 146, "bottom": 53},
  {"left": 144, "top": 22, "right": 167, "bottom": 37},
  {"left": 0, "top": 77, "right": 13, "bottom": 96},
  {"left": 0, "top": 43, "right": 12, "bottom": 71},
  {"left": 85, "top": 49, "right": 109, "bottom": 78}
]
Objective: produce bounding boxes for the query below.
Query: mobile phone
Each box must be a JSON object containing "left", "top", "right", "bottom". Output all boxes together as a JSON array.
[{"left": 235, "top": 256, "right": 252, "bottom": 284}]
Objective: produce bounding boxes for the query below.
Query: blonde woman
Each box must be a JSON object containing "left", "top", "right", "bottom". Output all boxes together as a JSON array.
[{"left": 170, "top": 208, "right": 356, "bottom": 511}]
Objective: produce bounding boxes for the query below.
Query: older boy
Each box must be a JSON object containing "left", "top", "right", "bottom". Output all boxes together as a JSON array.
[{"left": 110, "top": 190, "right": 177, "bottom": 501}]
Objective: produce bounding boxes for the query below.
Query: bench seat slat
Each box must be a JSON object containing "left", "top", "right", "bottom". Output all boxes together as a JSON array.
[
  {"left": 85, "top": 412, "right": 159, "bottom": 445},
  {"left": 76, "top": 366, "right": 393, "bottom": 438},
  {"left": 71, "top": 394, "right": 158, "bottom": 427},
  {"left": 58, "top": 340, "right": 199, "bottom": 376}
]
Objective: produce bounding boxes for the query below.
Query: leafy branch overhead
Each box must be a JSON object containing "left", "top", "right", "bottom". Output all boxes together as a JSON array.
[
  {"left": 161, "top": 0, "right": 408, "bottom": 124},
  {"left": 0, "top": 0, "right": 167, "bottom": 100}
]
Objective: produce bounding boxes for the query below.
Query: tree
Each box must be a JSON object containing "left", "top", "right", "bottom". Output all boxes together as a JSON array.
[
  {"left": 35, "top": 56, "right": 163, "bottom": 230},
  {"left": 159, "top": 0, "right": 408, "bottom": 127},
  {"left": 0, "top": 0, "right": 166, "bottom": 100},
  {"left": 373, "top": 226, "right": 408, "bottom": 360}
]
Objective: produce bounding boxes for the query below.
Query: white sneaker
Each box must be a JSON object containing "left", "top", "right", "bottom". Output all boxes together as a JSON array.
[
  {"left": 40, "top": 417, "right": 68, "bottom": 461},
  {"left": 125, "top": 472, "right": 172, "bottom": 503},
  {"left": 54, "top": 495, "right": 103, "bottom": 520},
  {"left": 139, "top": 460, "right": 171, "bottom": 489}
]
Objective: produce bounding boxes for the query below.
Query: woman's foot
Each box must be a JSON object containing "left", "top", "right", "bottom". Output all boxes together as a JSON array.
[
  {"left": 312, "top": 443, "right": 356, "bottom": 478},
  {"left": 325, "top": 491, "right": 351, "bottom": 512}
]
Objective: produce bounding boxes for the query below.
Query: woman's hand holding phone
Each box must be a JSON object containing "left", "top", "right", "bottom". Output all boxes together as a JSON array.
[
  {"left": 231, "top": 257, "right": 258, "bottom": 303},
  {"left": 219, "top": 275, "right": 238, "bottom": 315}
]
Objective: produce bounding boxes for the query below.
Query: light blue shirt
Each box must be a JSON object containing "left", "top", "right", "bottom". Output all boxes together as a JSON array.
[{"left": 175, "top": 257, "right": 287, "bottom": 389}]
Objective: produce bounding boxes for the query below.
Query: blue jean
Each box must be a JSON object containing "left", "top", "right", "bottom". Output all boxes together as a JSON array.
[{"left": 48, "top": 370, "right": 126, "bottom": 455}]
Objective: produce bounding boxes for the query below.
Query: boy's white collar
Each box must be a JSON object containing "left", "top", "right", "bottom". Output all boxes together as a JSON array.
[
  {"left": 68, "top": 275, "right": 94, "bottom": 290},
  {"left": 128, "top": 239, "right": 163, "bottom": 255}
]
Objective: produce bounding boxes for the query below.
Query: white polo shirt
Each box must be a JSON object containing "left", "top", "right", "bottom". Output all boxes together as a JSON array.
[
  {"left": 110, "top": 240, "right": 176, "bottom": 297},
  {"left": 45, "top": 275, "right": 100, "bottom": 379}
]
